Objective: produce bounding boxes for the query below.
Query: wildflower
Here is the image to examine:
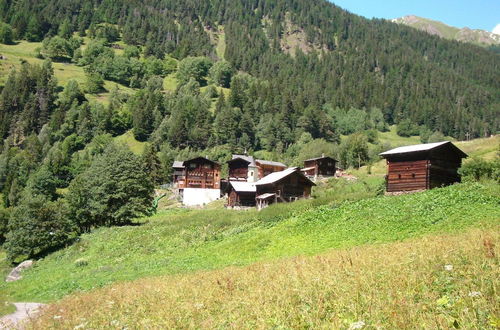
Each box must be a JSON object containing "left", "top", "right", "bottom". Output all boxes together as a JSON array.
[
  {"left": 468, "top": 291, "right": 482, "bottom": 297},
  {"left": 110, "top": 320, "right": 119, "bottom": 326},
  {"left": 444, "top": 265, "right": 453, "bottom": 271},
  {"left": 349, "top": 321, "right": 366, "bottom": 329},
  {"left": 194, "top": 303, "right": 204, "bottom": 310},
  {"left": 73, "top": 323, "right": 86, "bottom": 330},
  {"left": 53, "top": 315, "right": 62, "bottom": 320}
]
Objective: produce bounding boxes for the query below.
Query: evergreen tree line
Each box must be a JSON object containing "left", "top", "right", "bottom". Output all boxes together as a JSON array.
[{"left": 0, "top": 0, "right": 498, "bottom": 138}]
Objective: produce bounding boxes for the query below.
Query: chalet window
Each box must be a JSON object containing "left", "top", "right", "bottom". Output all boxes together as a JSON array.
[
  {"left": 189, "top": 163, "right": 196, "bottom": 169},
  {"left": 204, "top": 164, "right": 212, "bottom": 169},
  {"left": 328, "top": 162, "right": 332, "bottom": 166},
  {"left": 398, "top": 174, "right": 402, "bottom": 179},
  {"left": 412, "top": 173, "right": 416, "bottom": 178}
]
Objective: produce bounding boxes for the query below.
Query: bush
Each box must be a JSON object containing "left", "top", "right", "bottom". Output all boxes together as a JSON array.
[
  {"left": 85, "top": 72, "right": 105, "bottom": 94},
  {"left": 459, "top": 158, "right": 500, "bottom": 182},
  {"left": 66, "top": 143, "right": 154, "bottom": 232},
  {"left": 209, "top": 61, "right": 234, "bottom": 88},
  {"left": 396, "top": 119, "right": 419, "bottom": 137},
  {"left": 4, "top": 196, "right": 77, "bottom": 262},
  {"left": 0, "top": 22, "right": 13, "bottom": 44},
  {"left": 0, "top": 208, "right": 10, "bottom": 245}
]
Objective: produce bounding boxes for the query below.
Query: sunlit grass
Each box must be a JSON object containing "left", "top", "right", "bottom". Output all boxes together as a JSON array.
[
  {"left": 113, "top": 130, "right": 147, "bottom": 155},
  {"left": 30, "top": 227, "right": 499, "bottom": 329}
]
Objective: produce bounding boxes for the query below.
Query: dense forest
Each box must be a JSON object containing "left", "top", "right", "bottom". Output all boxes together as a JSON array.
[{"left": 0, "top": 0, "right": 499, "bottom": 261}]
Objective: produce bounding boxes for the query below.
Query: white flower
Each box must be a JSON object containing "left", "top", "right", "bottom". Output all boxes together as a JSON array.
[
  {"left": 468, "top": 291, "right": 482, "bottom": 297},
  {"left": 110, "top": 320, "right": 119, "bottom": 326},
  {"left": 53, "top": 315, "right": 62, "bottom": 320},
  {"left": 73, "top": 323, "right": 86, "bottom": 330},
  {"left": 194, "top": 303, "right": 204, "bottom": 310},
  {"left": 444, "top": 265, "right": 453, "bottom": 271},
  {"left": 349, "top": 321, "right": 366, "bottom": 329}
]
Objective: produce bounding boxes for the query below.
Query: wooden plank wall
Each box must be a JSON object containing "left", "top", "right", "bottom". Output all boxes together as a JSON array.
[{"left": 386, "top": 160, "right": 429, "bottom": 192}]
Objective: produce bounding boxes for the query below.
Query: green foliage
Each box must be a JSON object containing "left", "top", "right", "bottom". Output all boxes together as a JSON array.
[
  {"left": 0, "top": 208, "right": 10, "bottom": 245},
  {"left": 428, "top": 131, "right": 446, "bottom": 143},
  {"left": 339, "top": 133, "right": 369, "bottom": 168},
  {"left": 176, "top": 56, "right": 213, "bottom": 85},
  {"left": 66, "top": 143, "right": 154, "bottom": 232},
  {"left": 459, "top": 158, "right": 500, "bottom": 182},
  {"left": 209, "top": 61, "right": 234, "bottom": 88},
  {"left": 0, "top": 22, "right": 14, "bottom": 44},
  {"left": 85, "top": 72, "right": 105, "bottom": 94},
  {"left": 396, "top": 119, "right": 420, "bottom": 137},
  {"left": 4, "top": 195, "right": 77, "bottom": 262},
  {"left": 40, "top": 36, "right": 76, "bottom": 61}
]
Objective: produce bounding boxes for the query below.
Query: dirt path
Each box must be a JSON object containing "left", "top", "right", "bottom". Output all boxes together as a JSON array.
[{"left": 0, "top": 303, "right": 46, "bottom": 329}]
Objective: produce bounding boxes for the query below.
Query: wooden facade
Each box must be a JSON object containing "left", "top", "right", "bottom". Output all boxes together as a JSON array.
[
  {"left": 302, "top": 155, "right": 337, "bottom": 177},
  {"left": 380, "top": 141, "right": 467, "bottom": 193},
  {"left": 255, "top": 160, "right": 287, "bottom": 178},
  {"left": 176, "top": 157, "right": 221, "bottom": 189},
  {"left": 256, "top": 168, "right": 315, "bottom": 209},
  {"left": 227, "top": 155, "right": 286, "bottom": 182}
]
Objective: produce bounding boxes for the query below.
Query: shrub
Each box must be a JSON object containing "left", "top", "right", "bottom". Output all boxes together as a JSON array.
[
  {"left": 4, "top": 196, "right": 77, "bottom": 262},
  {"left": 66, "top": 143, "right": 154, "bottom": 232},
  {"left": 459, "top": 158, "right": 500, "bottom": 182},
  {"left": 396, "top": 119, "right": 419, "bottom": 137},
  {"left": 0, "top": 22, "right": 13, "bottom": 44}
]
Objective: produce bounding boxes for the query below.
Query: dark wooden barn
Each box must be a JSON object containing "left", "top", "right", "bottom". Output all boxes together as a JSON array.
[
  {"left": 176, "top": 157, "right": 221, "bottom": 189},
  {"left": 255, "top": 168, "right": 315, "bottom": 209},
  {"left": 225, "top": 181, "right": 257, "bottom": 208},
  {"left": 302, "top": 155, "right": 337, "bottom": 178},
  {"left": 380, "top": 141, "right": 467, "bottom": 193}
]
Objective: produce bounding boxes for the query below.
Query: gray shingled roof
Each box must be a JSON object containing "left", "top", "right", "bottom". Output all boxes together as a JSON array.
[
  {"left": 230, "top": 154, "right": 256, "bottom": 166},
  {"left": 379, "top": 141, "right": 467, "bottom": 158},
  {"left": 256, "top": 159, "right": 287, "bottom": 167}
]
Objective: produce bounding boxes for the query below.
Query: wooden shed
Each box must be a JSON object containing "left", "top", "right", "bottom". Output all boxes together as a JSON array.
[
  {"left": 255, "top": 167, "right": 315, "bottom": 209},
  {"left": 302, "top": 155, "right": 337, "bottom": 178},
  {"left": 178, "top": 157, "right": 221, "bottom": 189},
  {"left": 226, "top": 181, "right": 257, "bottom": 208},
  {"left": 379, "top": 141, "right": 467, "bottom": 193}
]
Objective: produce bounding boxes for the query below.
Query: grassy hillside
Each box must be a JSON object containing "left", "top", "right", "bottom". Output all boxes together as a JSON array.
[
  {"left": 1, "top": 181, "right": 498, "bottom": 304},
  {"left": 30, "top": 228, "right": 499, "bottom": 329}
]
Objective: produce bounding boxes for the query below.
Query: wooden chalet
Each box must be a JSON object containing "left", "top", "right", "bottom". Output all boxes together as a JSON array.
[
  {"left": 380, "top": 141, "right": 467, "bottom": 193},
  {"left": 227, "top": 155, "right": 287, "bottom": 182},
  {"left": 226, "top": 181, "right": 257, "bottom": 208},
  {"left": 302, "top": 154, "right": 337, "bottom": 178},
  {"left": 227, "top": 155, "right": 258, "bottom": 182},
  {"left": 176, "top": 157, "right": 221, "bottom": 190},
  {"left": 255, "top": 167, "right": 315, "bottom": 209}
]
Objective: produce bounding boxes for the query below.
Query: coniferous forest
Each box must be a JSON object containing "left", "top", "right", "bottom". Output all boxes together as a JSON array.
[{"left": 0, "top": 0, "right": 499, "bottom": 260}]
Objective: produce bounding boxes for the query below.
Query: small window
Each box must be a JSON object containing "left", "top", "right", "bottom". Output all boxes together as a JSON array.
[
  {"left": 250, "top": 171, "right": 254, "bottom": 176},
  {"left": 412, "top": 173, "right": 416, "bottom": 178},
  {"left": 189, "top": 163, "right": 196, "bottom": 169},
  {"left": 398, "top": 174, "right": 402, "bottom": 179}
]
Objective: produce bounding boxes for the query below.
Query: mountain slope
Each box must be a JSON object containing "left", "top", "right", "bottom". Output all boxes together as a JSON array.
[{"left": 393, "top": 15, "right": 500, "bottom": 47}]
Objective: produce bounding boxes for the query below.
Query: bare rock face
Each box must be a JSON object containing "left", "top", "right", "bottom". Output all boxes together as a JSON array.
[{"left": 5, "top": 260, "right": 34, "bottom": 282}]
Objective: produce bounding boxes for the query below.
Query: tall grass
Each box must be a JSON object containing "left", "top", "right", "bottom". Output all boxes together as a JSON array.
[
  {"left": 2, "top": 182, "right": 498, "bottom": 303},
  {"left": 29, "top": 228, "right": 499, "bottom": 329}
]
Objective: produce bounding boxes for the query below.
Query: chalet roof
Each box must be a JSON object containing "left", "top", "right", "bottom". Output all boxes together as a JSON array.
[
  {"left": 379, "top": 141, "right": 467, "bottom": 158},
  {"left": 256, "top": 159, "right": 287, "bottom": 167},
  {"left": 184, "top": 156, "right": 220, "bottom": 165},
  {"left": 229, "top": 154, "right": 256, "bottom": 166},
  {"left": 229, "top": 181, "right": 256, "bottom": 193},
  {"left": 304, "top": 156, "right": 337, "bottom": 162},
  {"left": 172, "top": 161, "right": 185, "bottom": 168},
  {"left": 301, "top": 167, "right": 316, "bottom": 172},
  {"left": 256, "top": 167, "right": 316, "bottom": 186}
]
